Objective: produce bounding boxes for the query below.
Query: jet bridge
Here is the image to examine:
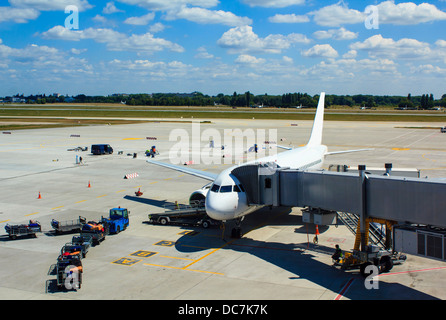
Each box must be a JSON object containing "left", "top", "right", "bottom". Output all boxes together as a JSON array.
[{"left": 231, "top": 163, "right": 446, "bottom": 261}]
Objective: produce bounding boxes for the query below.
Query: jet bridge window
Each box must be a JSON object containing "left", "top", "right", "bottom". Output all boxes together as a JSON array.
[
  {"left": 220, "top": 185, "right": 232, "bottom": 193},
  {"left": 210, "top": 184, "right": 220, "bottom": 193}
]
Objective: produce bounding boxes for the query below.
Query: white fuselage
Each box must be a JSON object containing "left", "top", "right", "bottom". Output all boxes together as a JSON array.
[{"left": 205, "top": 144, "right": 327, "bottom": 221}]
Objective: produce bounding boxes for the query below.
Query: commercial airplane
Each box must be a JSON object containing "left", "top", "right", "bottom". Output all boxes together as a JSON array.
[{"left": 147, "top": 92, "right": 370, "bottom": 237}]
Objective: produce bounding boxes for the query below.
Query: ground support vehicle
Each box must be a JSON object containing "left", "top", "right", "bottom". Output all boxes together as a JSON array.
[
  {"left": 71, "top": 235, "right": 91, "bottom": 257},
  {"left": 80, "top": 221, "right": 107, "bottom": 245},
  {"left": 148, "top": 203, "right": 220, "bottom": 229},
  {"left": 441, "top": 127, "right": 446, "bottom": 133},
  {"left": 101, "top": 207, "right": 129, "bottom": 234},
  {"left": 51, "top": 216, "right": 86, "bottom": 234},
  {"left": 4, "top": 221, "right": 41, "bottom": 240},
  {"left": 333, "top": 245, "right": 406, "bottom": 277},
  {"left": 91, "top": 144, "right": 113, "bottom": 155},
  {"left": 61, "top": 236, "right": 91, "bottom": 258},
  {"left": 56, "top": 253, "right": 83, "bottom": 290}
]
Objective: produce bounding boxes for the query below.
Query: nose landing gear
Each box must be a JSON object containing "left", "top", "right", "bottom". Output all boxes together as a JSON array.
[{"left": 231, "top": 217, "right": 244, "bottom": 239}]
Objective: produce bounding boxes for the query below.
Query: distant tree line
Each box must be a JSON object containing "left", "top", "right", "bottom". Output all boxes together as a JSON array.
[{"left": 4, "top": 92, "right": 446, "bottom": 109}]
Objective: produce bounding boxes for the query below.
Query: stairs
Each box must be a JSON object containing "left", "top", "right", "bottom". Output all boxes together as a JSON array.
[{"left": 337, "top": 212, "right": 387, "bottom": 249}]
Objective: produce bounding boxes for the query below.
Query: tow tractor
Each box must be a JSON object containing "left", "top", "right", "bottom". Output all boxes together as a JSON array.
[
  {"left": 101, "top": 207, "right": 130, "bottom": 234},
  {"left": 4, "top": 220, "right": 41, "bottom": 240},
  {"left": 148, "top": 201, "right": 219, "bottom": 229}
]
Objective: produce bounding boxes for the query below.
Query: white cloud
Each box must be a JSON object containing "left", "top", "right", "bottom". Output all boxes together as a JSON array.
[
  {"left": 268, "top": 13, "right": 309, "bottom": 23},
  {"left": 165, "top": 6, "right": 252, "bottom": 26},
  {"left": 342, "top": 50, "right": 357, "bottom": 59},
  {"left": 309, "top": 2, "right": 365, "bottom": 27},
  {"left": 149, "top": 22, "right": 166, "bottom": 33},
  {"left": 103, "top": 2, "right": 124, "bottom": 14},
  {"left": 124, "top": 12, "right": 155, "bottom": 25},
  {"left": 409, "top": 64, "right": 446, "bottom": 76},
  {"left": 241, "top": 0, "right": 305, "bottom": 8},
  {"left": 0, "top": 41, "right": 93, "bottom": 76},
  {"left": 376, "top": 1, "right": 446, "bottom": 25},
  {"left": 195, "top": 46, "right": 214, "bottom": 59},
  {"left": 350, "top": 34, "right": 432, "bottom": 60},
  {"left": 235, "top": 54, "right": 266, "bottom": 65},
  {"left": 41, "top": 26, "right": 184, "bottom": 53},
  {"left": 217, "top": 25, "right": 310, "bottom": 54},
  {"left": 301, "top": 44, "right": 338, "bottom": 58},
  {"left": 9, "top": 0, "right": 93, "bottom": 11},
  {"left": 313, "top": 27, "right": 358, "bottom": 41},
  {"left": 117, "top": 0, "right": 219, "bottom": 11},
  {"left": 0, "top": 7, "right": 39, "bottom": 23},
  {"left": 436, "top": 40, "right": 446, "bottom": 47},
  {"left": 92, "top": 14, "right": 108, "bottom": 24}
]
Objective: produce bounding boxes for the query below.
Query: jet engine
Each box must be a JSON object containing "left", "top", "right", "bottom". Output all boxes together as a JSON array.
[{"left": 189, "top": 183, "right": 211, "bottom": 207}]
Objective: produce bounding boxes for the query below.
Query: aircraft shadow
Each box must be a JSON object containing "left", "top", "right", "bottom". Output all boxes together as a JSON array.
[
  {"left": 124, "top": 195, "right": 176, "bottom": 208},
  {"left": 168, "top": 207, "right": 438, "bottom": 300}
]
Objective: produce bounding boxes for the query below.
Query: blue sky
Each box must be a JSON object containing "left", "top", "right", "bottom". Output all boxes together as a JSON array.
[{"left": 1, "top": 0, "right": 446, "bottom": 98}]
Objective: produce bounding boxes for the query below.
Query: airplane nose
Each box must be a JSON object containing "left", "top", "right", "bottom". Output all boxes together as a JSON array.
[{"left": 205, "top": 191, "right": 238, "bottom": 220}]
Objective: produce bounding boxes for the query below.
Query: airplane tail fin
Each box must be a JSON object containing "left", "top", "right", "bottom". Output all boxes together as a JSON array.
[{"left": 306, "top": 92, "right": 325, "bottom": 147}]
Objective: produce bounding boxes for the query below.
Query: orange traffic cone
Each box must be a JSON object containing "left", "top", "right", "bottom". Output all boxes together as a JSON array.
[
  {"left": 135, "top": 188, "right": 143, "bottom": 196},
  {"left": 88, "top": 181, "right": 91, "bottom": 188},
  {"left": 37, "top": 192, "right": 42, "bottom": 199},
  {"left": 315, "top": 224, "right": 320, "bottom": 235}
]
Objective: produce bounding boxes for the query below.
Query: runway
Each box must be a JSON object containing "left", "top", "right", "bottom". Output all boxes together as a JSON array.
[{"left": 0, "top": 118, "right": 446, "bottom": 300}]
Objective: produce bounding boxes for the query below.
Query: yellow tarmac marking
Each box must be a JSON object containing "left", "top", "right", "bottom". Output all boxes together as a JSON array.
[
  {"left": 149, "top": 181, "right": 158, "bottom": 184},
  {"left": 392, "top": 147, "right": 410, "bottom": 151},
  {"left": 115, "top": 190, "right": 126, "bottom": 193},
  {"left": 96, "top": 194, "right": 107, "bottom": 198},
  {"left": 159, "top": 255, "right": 195, "bottom": 261},
  {"left": 52, "top": 206, "right": 64, "bottom": 210},
  {"left": 75, "top": 200, "right": 87, "bottom": 204},
  {"left": 0, "top": 220, "right": 10, "bottom": 223},
  {"left": 25, "top": 212, "right": 39, "bottom": 217},
  {"left": 143, "top": 263, "right": 224, "bottom": 275}
]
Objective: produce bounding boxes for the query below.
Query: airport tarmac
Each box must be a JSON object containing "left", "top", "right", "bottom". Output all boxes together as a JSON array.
[{"left": 1, "top": 118, "right": 446, "bottom": 300}]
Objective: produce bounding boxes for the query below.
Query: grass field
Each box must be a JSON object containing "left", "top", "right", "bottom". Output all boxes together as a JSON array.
[{"left": 1, "top": 104, "right": 446, "bottom": 130}]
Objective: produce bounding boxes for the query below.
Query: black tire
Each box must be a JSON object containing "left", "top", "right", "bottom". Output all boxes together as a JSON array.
[
  {"left": 202, "top": 220, "right": 210, "bottom": 229},
  {"left": 159, "top": 217, "right": 168, "bottom": 225},
  {"left": 360, "top": 262, "right": 373, "bottom": 278},
  {"left": 380, "top": 255, "right": 393, "bottom": 273}
]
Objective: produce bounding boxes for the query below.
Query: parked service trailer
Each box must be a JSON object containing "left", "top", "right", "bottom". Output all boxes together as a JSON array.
[
  {"left": 51, "top": 216, "right": 86, "bottom": 234},
  {"left": 4, "top": 221, "right": 41, "bottom": 240},
  {"left": 56, "top": 254, "right": 83, "bottom": 290},
  {"left": 148, "top": 203, "right": 219, "bottom": 229},
  {"left": 80, "top": 221, "right": 107, "bottom": 245}
]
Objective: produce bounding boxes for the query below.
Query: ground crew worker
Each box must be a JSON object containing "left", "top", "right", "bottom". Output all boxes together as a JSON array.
[{"left": 332, "top": 244, "right": 343, "bottom": 262}]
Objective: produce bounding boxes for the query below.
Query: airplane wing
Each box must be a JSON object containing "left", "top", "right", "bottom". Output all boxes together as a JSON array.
[
  {"left": 277, "top": 145, "right": 293, "bottom": 151},
  {"left": 326, "top": 148, "right": 374, "bottom": 155},
  {"left": 147, "top": 159, "right": 218, "bottom": 181}
]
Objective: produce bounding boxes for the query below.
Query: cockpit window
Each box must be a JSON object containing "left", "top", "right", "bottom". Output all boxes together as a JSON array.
[
  {"left": 233, "top": 185, "right": 241, "bottom": 192},
  {"left": 210, "top": 184, "right": 220, "bottom": 192},
  {"left": 220, "top": 185, "right": 232, "bottom": 193},
  {"left": 238, "top": 184, "right": 245, "bottom": 192}
]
